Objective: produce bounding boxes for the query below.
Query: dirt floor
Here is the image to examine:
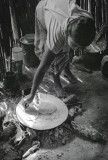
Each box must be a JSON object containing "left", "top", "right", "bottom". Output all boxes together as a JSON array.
[
  {"left": 1, "top": 60, "right": 108, "bottom": 160},
  {"left": 22, "top": 65, "right": 108, "bottom": 160}
]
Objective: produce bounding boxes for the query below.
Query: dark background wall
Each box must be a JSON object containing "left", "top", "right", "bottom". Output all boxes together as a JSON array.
[
  {"left": 0, "top": 0, "right": 39, "bottom": 56},
  {"left": 0, "top": 0, "right": 108, "bottom": 57}
]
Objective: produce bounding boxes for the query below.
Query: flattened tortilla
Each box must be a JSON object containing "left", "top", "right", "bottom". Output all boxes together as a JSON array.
[{"left": 38, "top": 101, "right": 57, "bottom": 115}]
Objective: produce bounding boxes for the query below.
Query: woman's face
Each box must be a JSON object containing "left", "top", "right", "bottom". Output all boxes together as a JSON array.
[{"left": 68, "top": 36, "right": 80, "bottom": 50}]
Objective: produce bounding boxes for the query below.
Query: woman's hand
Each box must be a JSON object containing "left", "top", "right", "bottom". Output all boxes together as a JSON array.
[{"left": 23, "top": 94, "right": 34, "bottom": 109}]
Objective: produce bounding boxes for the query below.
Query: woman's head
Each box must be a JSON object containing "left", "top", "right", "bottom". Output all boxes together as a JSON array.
[{"left": 67, "top": 16, "right": 96, "bottom": 50}]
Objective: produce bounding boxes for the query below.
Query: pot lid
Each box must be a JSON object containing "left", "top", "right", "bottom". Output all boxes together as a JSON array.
[
  {"left": 20, "top": 34, "right": 35, "bottom": 45},
  {"left": 12, "top": 47, "right": 22, "bottom": 53}
]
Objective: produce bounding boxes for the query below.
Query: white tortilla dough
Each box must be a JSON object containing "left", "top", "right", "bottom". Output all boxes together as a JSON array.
[
  {"left": 38, "top": 101, "right": 57, "bottom": 115},
  {"left": 25, "top": 103, "right": 38, "bottom": 115}
]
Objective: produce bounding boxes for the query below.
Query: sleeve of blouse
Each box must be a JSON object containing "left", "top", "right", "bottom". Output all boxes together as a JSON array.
[
  {"left": 34, "top": 8, "right": 42, "bottom": 54},
  {"left": 69, "top": 0, "right": 76, "bottom": 4}
]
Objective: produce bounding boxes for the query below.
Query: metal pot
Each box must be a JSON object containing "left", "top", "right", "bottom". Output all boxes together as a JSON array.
[{"left": 20, "top": 34, "right": 40, "bottom": 68}]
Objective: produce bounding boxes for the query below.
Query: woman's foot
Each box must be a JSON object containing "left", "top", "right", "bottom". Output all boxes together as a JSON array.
[
  {"left": 52, "top": 74, "right": 67, "bottom": 98},
  {"left": 72, "top": 56, "right": 82, "bottom": 65},
  {"left": 55, "top": 87, "right": 67, "bottom": 98},
  {"left": 64, "top": 70, "right": 77, "bottom": 83}
]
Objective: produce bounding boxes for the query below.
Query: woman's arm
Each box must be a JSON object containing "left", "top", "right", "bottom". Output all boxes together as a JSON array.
[
  {"left": 30, "top": 44, "right": 55, "bottom": 99},
  {"left": 34, "top": 8, "right": 41, "bottom": 52},
  {"left": 23, "top": 45, "right": 55, "bottom": 108}
]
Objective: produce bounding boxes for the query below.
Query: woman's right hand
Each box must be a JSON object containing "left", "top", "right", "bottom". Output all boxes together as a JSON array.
[{"left": 23, "top": 94, "right": 34, "bottom": 109}]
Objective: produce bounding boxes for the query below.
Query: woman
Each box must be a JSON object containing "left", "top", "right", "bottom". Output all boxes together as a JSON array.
[{"left": 24, "top": 0, "right": 95, "bottom": 107}]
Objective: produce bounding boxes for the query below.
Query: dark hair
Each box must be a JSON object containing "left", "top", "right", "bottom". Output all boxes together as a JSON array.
[{"left": 68, "top": 17, "right": 96, "bottom": 46}]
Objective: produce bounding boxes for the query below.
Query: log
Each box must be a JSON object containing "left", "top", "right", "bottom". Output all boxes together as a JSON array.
[
  {"left": 23, "top": 141, "right": 40, "bottom": 159},
  {"left": 71, "top": 121, "right": 107, "bottom": 143}
]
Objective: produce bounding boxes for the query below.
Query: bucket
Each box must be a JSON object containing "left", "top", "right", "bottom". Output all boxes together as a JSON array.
[
  {"left": 12, "top": 46, "right": 23, "bottom": 61},
  {"left": 20, "top": 34, "right": 40, "bottom": 67},
  {"left": 12, "top": 47, "right": 23, "bottom": 80}
]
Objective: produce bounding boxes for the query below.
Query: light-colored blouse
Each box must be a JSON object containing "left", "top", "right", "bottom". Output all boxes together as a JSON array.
[{"left": 35, "top": 0, "right": 92, "bottom": 55}]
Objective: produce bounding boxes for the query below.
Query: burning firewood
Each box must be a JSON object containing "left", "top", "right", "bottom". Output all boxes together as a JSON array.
[
  {"left": 14, "top": 125, "right": 25, "bottom": 143},
  {"left": 0, "top": 122, "right": 16, "bottom": 141},
  {"left": 63, "top": 94, "right": 78, "bottom": 105},
  {"left": 14, "top": 137, "right": 26, "bottom": 150},
  {"left": 68, "top": 103, "right": 83, "bottom": 119},
  {"left": 22, "top": 141, "right": 40, "bottom": 159},
  {"left": 0, "top": 102, "right": 8, "bottom": 118},
  {"left": 10, "top": 125, "right": 31, "bottom": 149}
]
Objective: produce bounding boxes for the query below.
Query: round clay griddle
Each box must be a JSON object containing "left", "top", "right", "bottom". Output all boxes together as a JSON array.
[{"left": 16, "top": 93, "right": 68, "bottom": 130}]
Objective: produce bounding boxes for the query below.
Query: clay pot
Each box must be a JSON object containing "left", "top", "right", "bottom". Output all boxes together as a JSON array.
[
  {"left": 20, "top": 34, "right": 40, "bottom": 68},
  {"left": 82, "top": 52, "right": 103, "bottom": 70},
  {"left": 101, "top": 55, "right": 108, "bottom": 77}
]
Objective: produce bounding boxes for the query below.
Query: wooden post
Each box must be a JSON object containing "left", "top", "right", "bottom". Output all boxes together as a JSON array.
[
  {"left": 104, "top": 0, "right": 108, "bottom": 23},
  {"left": 83, "top": 0, "right": 86, "bottom": 10},
  {"left": 95, "top": 0, "right": 100, "bottom": 31},
  {"left": 85, "top": 0, "right": 88, "bottom": 11},
  {"left": 104, "top": 0, "right": 108, "bottom": 50},
  {"left": 91, "top": 1, "right": 96, "bottom": 21},
  {"left": 88, "top": 0, "right": 91, "bottom": 13},
  {"left": 80, "top": 0, "right": 83, "bottom": 9},
  {"left": 101, "top": 0, "right": 105, "bottom": 25}
]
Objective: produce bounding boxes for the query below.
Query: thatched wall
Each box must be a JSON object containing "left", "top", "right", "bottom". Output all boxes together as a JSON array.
[
  {"left": 0, "top": 0, "right": 39, "bottom": 57},
  {"left": 0, "top": 0, "right": 108, "bottom": 57}
]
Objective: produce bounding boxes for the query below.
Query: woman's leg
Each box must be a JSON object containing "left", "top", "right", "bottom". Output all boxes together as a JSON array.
[
  {"left": 64, "top": 63, "right": 77, "bottom": 83},
  {"left": 52, "top": 72, "right": 67, "bottom": 98},
  {"left": 64, "top": 49, "right": 77, "bottom": 83},
  {"left": 51, "top": 52, "right": 69, "bottom": 98}
]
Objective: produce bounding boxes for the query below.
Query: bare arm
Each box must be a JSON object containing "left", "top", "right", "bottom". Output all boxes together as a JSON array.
[
  {"left": 30, "top": 44, "right": 55, "bottom": 99},
  {"left": 34, "top": 8, "right": 41, "bottom": 51}
]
